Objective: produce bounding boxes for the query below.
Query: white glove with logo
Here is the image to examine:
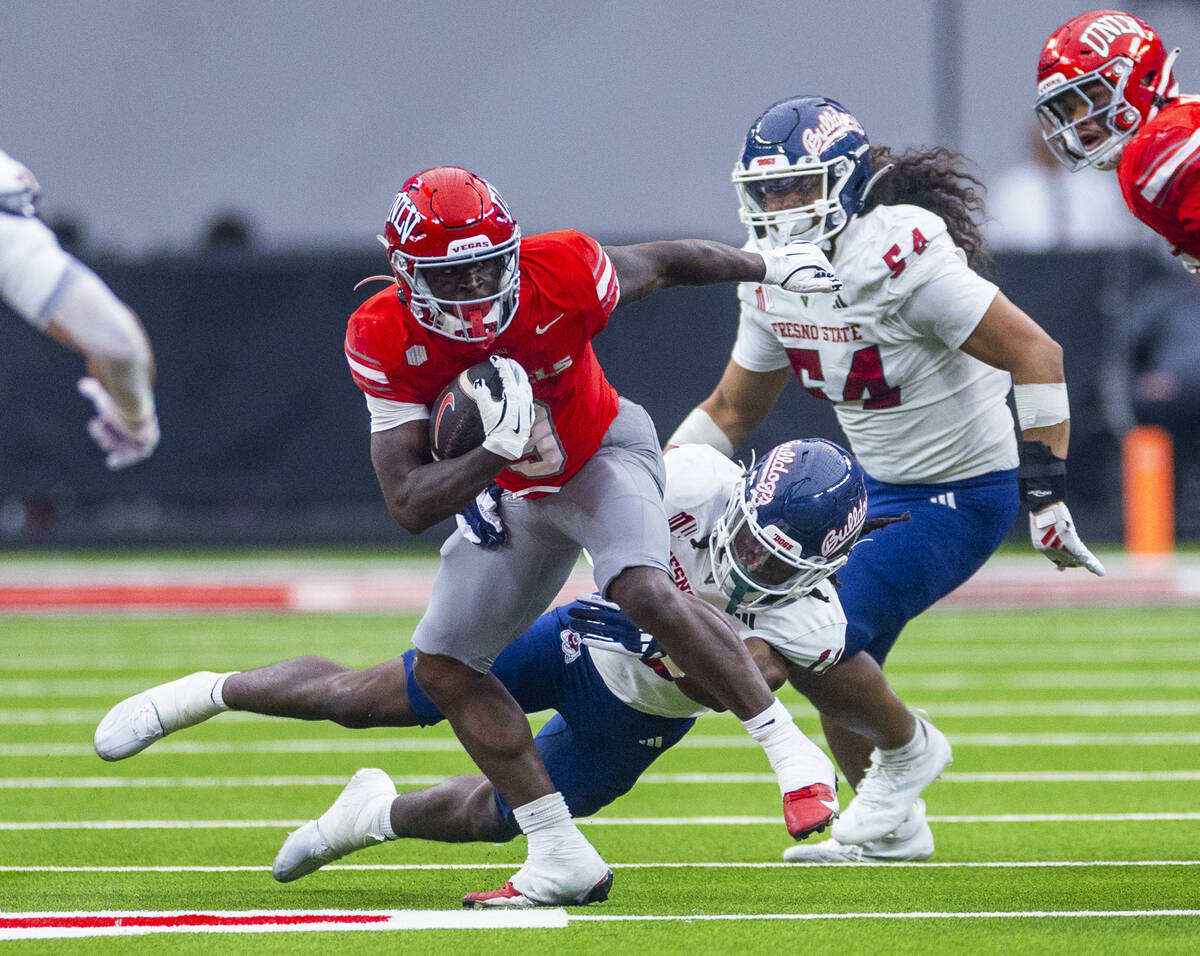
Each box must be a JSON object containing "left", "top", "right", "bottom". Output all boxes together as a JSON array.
[
  {"left": 1180, "top": 252, "right": 1200, "bottom": 274},
  {"left": 759, "top": 241, "right": 842, "bottom": 294},
  {"left": 1029, "top": 502, "right": 1106, "bottom": 576},
  {"left": 76, "top": 377, "right": 160, "bottom": 470},
  {"left": 476, "top": 355, "right": 534, "bottom": 460}
]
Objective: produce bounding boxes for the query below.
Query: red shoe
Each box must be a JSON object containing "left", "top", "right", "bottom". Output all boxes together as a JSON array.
[
  {"left": 462, "top": 870, "right": 613, "bottom": 909},
  {"left": 783, "top": 783, "right": 839, "bottom": 840}
]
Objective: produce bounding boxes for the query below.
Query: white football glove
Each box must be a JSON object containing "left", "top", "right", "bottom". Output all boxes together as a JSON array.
[
  {"left": 1029, "top": 502, "right": 1105, "bottom": 576},
  {"left": 759, "top": 241, "right": 842, "bottom": 294},
  {"left": 1180, "top": 252, "right": 1200, "bottom": 274},
  {"left": 76, "top": 377, "right": 160, "bottom": 470},
  {"left": 475, "top": 355, "right": 534, "bottom": 460}
]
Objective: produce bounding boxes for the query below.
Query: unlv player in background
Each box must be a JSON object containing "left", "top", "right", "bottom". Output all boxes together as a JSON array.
[
  {"left": 333, "top": 167, "right": 838, "bottom": 907},
  {"left": 0, "top": 149, "right": 159, "bottom": 468},
  {"left": 670, "top": 96, "right": 1100, "bottom": 863},
  {"left": 1035, "top": 9, "right": 1200, "bottom": 272}
]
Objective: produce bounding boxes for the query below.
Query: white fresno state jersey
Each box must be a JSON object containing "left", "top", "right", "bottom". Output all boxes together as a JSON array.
[
  {"left": 0, "top": 149, "right": 76, "bottom": 328},
  {"left": 732, "top": 204, "right": 1018, "bottom": 484},
  {"left": 588, "top": 443, "right": 847, "bottom": 719}
]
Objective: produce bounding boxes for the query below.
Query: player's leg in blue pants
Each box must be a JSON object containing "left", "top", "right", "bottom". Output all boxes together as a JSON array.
[{"left": 402, "top": 602, "right": 696, "bottom": 840}]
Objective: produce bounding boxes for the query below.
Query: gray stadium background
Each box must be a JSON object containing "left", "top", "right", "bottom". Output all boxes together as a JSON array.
[
  {"left": 1, "top": 1, "right": 1197, "bottom": 548},
  {"left": 5, "top": 0, "right": 1195, "bottom": 254}
]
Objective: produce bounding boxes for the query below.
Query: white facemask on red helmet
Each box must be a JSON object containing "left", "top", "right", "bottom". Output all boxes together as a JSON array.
[
  {"left": 1034, "top": 10, "right": 1180, "bottom": 171},
  {"left": 382, "top": 166, "right": 521, "bottom": 343}
]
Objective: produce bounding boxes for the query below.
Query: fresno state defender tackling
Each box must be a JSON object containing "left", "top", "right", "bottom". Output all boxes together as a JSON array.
[
  {"left": 95, "top": 441, "right": 896, "bottom": 874},
  {"left": 1035, "top": 10, "right": 1200, "bottom": 271},
  {"left": 343, "top": 166, "right": 842, "bottom": 907}
]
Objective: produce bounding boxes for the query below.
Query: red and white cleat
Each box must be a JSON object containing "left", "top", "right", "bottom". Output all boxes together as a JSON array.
[
  {"left": 783, "top": 782, "right": 840, "bottom": 840},
  {"left": 462, "top": 870, "right": 613, "bottom": 909}
]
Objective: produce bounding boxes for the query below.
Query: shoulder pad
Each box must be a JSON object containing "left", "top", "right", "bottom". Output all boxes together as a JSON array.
[
  {"left": 838, "top": 205, "right": 955, "bottom": 292},
  {"left": 664, "top": 444, "right": 742, "bottom": 512},
  {"left": 0, "top": 151, "right": 40, "bottom": 217}
]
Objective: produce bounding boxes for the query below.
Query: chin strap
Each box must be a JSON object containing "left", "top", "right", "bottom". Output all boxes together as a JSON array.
[{"left": 724, "top": 579, "right": 752, "bottom": 615}]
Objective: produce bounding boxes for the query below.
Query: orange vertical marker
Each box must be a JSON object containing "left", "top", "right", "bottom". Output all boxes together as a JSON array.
[{"left": 1122, "top": 425, "right": 1175, "bottom": 558}]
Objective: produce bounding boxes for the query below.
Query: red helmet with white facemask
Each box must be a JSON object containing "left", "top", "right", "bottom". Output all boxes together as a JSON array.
[
  {"left": 1034, "top": 9, "right": 1180, "bottom": 171},
  {"left": 382, "top": 166, "right": 521, "bottom": 343}
]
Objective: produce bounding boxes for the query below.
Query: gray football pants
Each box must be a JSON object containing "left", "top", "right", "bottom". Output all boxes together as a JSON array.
[{"left": 411, "top": 398, "right": 670, "bottom": 672}]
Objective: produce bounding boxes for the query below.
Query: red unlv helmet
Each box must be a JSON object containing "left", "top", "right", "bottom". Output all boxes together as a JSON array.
[
  {"left": 383, "top": 166, "right": 521, "bottom": 343},
  {"left": 1035, "top": 10, "right": 1180, "bottom": 171}
]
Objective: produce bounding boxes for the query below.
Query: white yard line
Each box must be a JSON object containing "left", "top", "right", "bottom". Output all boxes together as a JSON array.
[
  {"left": 4, "top": 812, "right": 1199, "bottom": 830},
  {"left": 3, "top": 670, "right": 1195, "bottom": 699},
  {"left": 4, "top": 770, "right": 1200, "bottom": 789},
  {"left": 571, "top": 910, "right": 1200, "bottom": 922},
  {"left": 12, "top": 698, "right": 1200, "bottom": 725},
  {"left": 2, "top": 860, "right": 1199, "bottom": 873},
  {"left": 7, "top": 730, "right": 1200, "bottom": 759},
  {"left": 7, "top": 640, "right": 1199, "bottom": 672}
]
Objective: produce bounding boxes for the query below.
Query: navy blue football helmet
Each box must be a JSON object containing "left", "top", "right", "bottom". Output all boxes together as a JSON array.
[
  {"left": 733, "top": 95, "right": 872, "bottom": 248},
  {"left": 711, "top": 439, "right": 868, "bottom": 613}
]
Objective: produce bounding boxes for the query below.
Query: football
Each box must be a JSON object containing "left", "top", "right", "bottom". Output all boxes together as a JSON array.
[{"left": 428, "top": 360, "right": 503, "bottom": 460}]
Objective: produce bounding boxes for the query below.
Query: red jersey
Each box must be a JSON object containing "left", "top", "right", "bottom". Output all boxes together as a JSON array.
[
  {"left": 1117, "top": 97, "right": 1200, "bottom": 258},
  {"left": 344, "top": 229, "right": 621, "bottom": 497}
]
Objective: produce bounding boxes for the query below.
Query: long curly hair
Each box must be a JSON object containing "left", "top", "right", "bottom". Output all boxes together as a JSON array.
[{"left": 861, "top": 146, "right": 990, "bottom": 273}]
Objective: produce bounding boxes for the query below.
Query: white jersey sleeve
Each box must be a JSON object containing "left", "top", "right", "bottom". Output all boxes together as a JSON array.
[
  {"left": 730, "top": 205, "right": 1016, "bottom": 484},
  {"left": 0, "top": 150, "right": 77, "bottom": 328}
]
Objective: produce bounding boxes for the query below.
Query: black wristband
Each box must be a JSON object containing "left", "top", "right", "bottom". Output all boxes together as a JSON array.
[{"left": 1017, "top": 440, "right": 1067, "bottom": 510}]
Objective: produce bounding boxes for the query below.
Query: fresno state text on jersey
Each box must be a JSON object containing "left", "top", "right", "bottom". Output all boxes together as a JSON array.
[{"left": 345, "top": 230, "right": 621, "bottom": 497}]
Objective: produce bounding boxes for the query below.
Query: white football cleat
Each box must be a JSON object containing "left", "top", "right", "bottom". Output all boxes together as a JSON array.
[
  {"left": 273, "top": 768, "right": 397, "bottom": 883},
  {"left": 462, "top": 870, "right": 613, "bottom": 909},
  {"left": 831, "top": 713, "right": 952, "bottom": 845},
  {"left": 94, "top": 671, "right": 234, "bottom": 761},
  {"left": 783, "top": 799, "right": 934, "bottom": 862},
  {"left": 464, "top": 830, "right": 613, "bottom": 908}
]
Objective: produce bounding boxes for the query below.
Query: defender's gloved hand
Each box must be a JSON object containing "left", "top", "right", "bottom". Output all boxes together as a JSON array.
[
  {"left": 1029, "top": 502, "right": 1106, "bottom": 575},
  {"left": 567, "top": 595, "right": 665, "bottom": 658},
  {"left": 455, "top": 483, "right": 506, "bottom": 548},
  {"left": 1018, "top": 440, "right": 1104, "bottom": 576}
]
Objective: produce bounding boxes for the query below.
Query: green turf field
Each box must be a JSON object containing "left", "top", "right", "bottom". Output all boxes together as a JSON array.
[{"left": 2, "top": 606, "right": 1198, "bottom": 952}]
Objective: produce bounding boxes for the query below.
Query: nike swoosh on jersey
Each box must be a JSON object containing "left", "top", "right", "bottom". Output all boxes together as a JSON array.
[{"left": 535, "top": 314, "right": 565, "bottom": 334}]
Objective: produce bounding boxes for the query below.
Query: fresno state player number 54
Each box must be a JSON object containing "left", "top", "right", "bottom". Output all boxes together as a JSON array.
[
  {"left": 882, "top": 227, "right": 928, "bottom": 278},
  {"left": 786, "top": 346, "right": 902, "bottom": 410}
]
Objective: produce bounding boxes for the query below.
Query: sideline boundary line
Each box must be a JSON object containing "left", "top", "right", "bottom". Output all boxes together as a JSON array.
[{"left": 1, "top": 907, "right": 1196, "bottom": 939}]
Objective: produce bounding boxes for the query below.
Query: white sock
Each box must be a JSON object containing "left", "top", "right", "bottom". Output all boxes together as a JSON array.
[
  {"left": 513, "top": 792, "right": 585, "bottom": 856},
  {"left": 879, "top": 717, "right": 926, "bottom": 760},
  {"left": 742, "top": 697, "right": 822, "bottom": 794},
  {"left": 513, "top": 792, "right": 572, "bottom": 834},
  {"left": 376, "top": 797, "right": 397, "bottom": 841},
  {"left": 210, "top": 672, "right": 238, "bottom": 710}
]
